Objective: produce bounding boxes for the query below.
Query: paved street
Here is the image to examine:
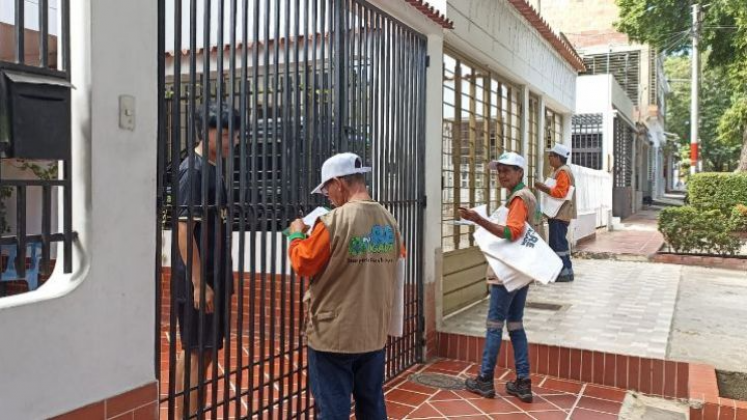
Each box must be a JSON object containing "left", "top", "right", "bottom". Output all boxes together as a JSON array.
[{"left": 668, "top": 265, "right": 747, "bottom": 373}]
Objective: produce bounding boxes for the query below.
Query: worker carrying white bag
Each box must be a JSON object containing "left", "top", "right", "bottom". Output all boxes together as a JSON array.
[{"left": 458, "top": 151, "right": 559, "bottom": 403}]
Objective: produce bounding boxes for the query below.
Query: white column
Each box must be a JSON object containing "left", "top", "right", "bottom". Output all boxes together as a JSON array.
[
  {"left": 562, "top": 112, "right": 572, "bottom": 163},
  {"left": 0, "top": 0, "right": 158, "bottom": 417},
  {"left": 538, "top": 96, "right": 547, "bottom": 179},
  {"left": 520, "top": 85, "right": 530, "bottom": 182},
  {"left": 423, "top": 34, "right": 445, "bottom": 332}
]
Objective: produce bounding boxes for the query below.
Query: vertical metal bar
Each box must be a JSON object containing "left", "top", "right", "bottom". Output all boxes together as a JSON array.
[
  {"left": 362, "top": 5, "right": 370, "bottom": 167},
  {"left": 297, "top": 1, "right": 311, "bottom": 416},
  {"left": 258, "top": 0, "right": 271, "bottom": 413},
  {"left": 401, "top": 27, "right": 410, "bottom": 367},
  {"left": 326, "top": 0, "right": 334, "bottom": 157},
  {"left": 15, "top": 0, "right": 25, "bottom": 64},
  {"left": 16, "top": 186, "right": 26, "bottom": 278},
  {"left": 415, "top": 36, "right": 426, "bottom": 364},
  {"left": 40, "top": 185, "right": 51, "bottom": 276},
  {"left": 39, "top": 0, "right": 49, "bottom": 67},
  {"left": 452, "top": 61, "right": 461, "bottom": 249},
  {"left": 62, "top": 0, "right": 71, "bottom": 76},
  {"left": 267, "top": 0, "right": 282, "bottom": 414},
  {"left": 211, "top": 0, "right": 228, "bottom": 415},
  {"left": 372, "top": 11, "right": 380, "bottom": 200},
  {"left": 248, "top": 0, "right": 261, "bottom": 412},
  {"left": 165, "top": 1, "right": 182, "bottom": 418},
  {"left": 193, "top": 0, "right": 212, "bottom": 417},
  {"left": 223, "top": 0, "right": 239, "bottom": 415},
  {"left": 63, "top": 161, "right": 72, "bottom": 273},
  {"left": 234, "top": 0, "right": 250, "bottom": 417},
  {"left": 384, "top": 17, "right": 393, "bottom": 378},
  {"left": 181, "top": 0, "right": 199, "bottom": 416},
  {"left": 155, "top": 0, "right": 166, "bottom": 412},
  {"left": 279, "top": 0, "right": 293, "bottom": 414},
  {"left": 288, "top": 0, "right": 303, "bottom": 408}
]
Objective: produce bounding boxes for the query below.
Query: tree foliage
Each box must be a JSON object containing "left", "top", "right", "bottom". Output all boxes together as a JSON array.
[{"left": 616, "top": 0, "right": 747, "bottom": 171}]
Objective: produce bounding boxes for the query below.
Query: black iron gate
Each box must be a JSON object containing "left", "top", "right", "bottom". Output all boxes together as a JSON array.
[{"left": 156, "top": 0, "right": 427, "bottom": 418}]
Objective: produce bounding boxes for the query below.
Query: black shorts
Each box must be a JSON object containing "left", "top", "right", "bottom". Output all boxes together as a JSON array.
[{"left": 176, "top": 296, "right": 228, "bottom": 351}]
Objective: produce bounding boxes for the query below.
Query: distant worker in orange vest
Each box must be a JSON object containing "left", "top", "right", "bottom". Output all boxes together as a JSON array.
[{"left": 535, "top": 144, "right": 577, "bottom": 282}]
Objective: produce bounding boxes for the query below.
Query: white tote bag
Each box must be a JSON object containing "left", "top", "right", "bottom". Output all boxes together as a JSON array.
[
  {"left": 473, "top": 206, "right": 563, "bottom": 287},
  {"left": 540, "top": 178, "right": 575, "bottom": 218},
  {"left": 388, "top": 257, "right": 406, "bottom": 337}
]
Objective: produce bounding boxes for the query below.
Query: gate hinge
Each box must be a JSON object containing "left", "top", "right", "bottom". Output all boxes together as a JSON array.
[
  {"left": 421, "top": 195, "right": 427, "bottom": 208},
  {"left": 426, "top": 55, "right": 430, "bottom": 68}
]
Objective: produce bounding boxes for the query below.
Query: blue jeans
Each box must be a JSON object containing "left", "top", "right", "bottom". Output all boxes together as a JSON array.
[
  {"left": 480, "top": 284, "right": 530, "bottom": 379},
  {"left": 549, "top": 219, "right": 574, "bottom": 278},
  {"left": 307, "top": 347, "right": 387, "bottom": 420}
]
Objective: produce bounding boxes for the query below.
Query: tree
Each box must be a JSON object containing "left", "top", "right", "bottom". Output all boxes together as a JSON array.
[
  {"left": 616, "top": 0, "right": 747, "bottom": 171},
  {"left": 664, "top": 56, "right": 738, "bottom": 171}
]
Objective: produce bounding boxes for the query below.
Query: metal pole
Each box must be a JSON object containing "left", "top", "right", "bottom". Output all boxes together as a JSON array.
[{"left": 690, "top": 3, "right": 700, "bottom": 175}]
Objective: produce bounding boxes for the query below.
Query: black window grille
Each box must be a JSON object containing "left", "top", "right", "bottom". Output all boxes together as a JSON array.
[
  {"left": 0, "top": 0, "right": 74, "bottom": 295},
  {"left": 572, "top": 113, "right": 603, "bottom": 170},
  {"left": 613, "top": 117, "right": 635, "bottom": 188}
]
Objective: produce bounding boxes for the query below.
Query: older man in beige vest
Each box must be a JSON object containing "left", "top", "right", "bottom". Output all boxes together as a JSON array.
[
  {"left": 535, "top": 144, "right": 577, "bottom": 282},
  {"left": 287, "top": 153, "right": 403, "bottom": 420}
]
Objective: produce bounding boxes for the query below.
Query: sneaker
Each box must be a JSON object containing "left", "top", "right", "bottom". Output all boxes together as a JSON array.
[
  {"left": 465, "top": 376, "right": 495, "bottom": 398},
  {"left": 506, "top": 377, "right": 533, "bottom": 403}
]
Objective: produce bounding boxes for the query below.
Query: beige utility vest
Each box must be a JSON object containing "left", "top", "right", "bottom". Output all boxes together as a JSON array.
[
  {"left": 551, "top": 165, "right": 577, "bottom": 222},
  {"left": 486, "top": 187, "right": 538, "bottom": 285},
  {"left": 304, "top": 199, "right": 401, "bottom": 354}
]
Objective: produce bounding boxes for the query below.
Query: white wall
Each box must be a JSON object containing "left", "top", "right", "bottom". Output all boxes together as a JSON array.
[
  {"left": 569, "top": 164, "right": 612, "bottom": 244},
  {"left": 445, "top": 0, "right": 577, "bottom": 113},
  {"left": 0, "top": 0, "right": 157, "bottom": 418}
]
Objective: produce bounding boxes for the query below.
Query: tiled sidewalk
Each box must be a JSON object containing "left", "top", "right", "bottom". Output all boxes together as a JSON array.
[
  {"left": 441, "top": 260, "right": 680, "bottom": 359},
  {"left": 379, "top": 359, "right": 627, "bottom": 420},
  {"left": 575, "top": 208, "right": 664, "bottom": 257}
]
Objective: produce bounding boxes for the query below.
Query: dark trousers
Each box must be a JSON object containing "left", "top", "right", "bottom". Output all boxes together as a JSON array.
[
  {"left": 549, "top": 219, "right": 574, "bottom": 279},
  {"left": 307, "top": 347, "right": 387, "bottom": 420}
]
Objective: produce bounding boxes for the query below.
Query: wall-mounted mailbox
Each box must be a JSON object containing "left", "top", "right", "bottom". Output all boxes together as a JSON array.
[{"left": 0, "top": 70, "right": 72, "bottom": 160}]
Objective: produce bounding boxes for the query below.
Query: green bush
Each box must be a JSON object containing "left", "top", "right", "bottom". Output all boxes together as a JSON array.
[
  {"left": 658, "top": 206, "right": 741, "bottom": 255},
  {"left": 687, "top": 173, "right": 747, "bottom": 212},
  {"left": 731, "top": 204, "right": 747, "bottom": 232}
]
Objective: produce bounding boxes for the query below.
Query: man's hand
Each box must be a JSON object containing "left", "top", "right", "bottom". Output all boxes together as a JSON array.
[
  {"left": 458, "top": 207, "right": 481, "bottom": 223},
  {"left": 535, "top": 182, "right": 548, "bottom": 193},
  {"left": 289, "top": 218, "right": 308, "bottom": 235},
  {"left": 193, "top": 284, "right": 215, "bottom": 314}
]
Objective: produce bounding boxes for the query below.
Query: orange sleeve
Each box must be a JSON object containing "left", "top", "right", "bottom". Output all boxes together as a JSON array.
[
  {"left": 550, "top": 170, "right": 570, "bottom": 198},
  {"left": 288, "top": 223, "right": 331, "bottom": 277},
  {"left": 505, "top": 197, "right": 528, "bottom": 241}
]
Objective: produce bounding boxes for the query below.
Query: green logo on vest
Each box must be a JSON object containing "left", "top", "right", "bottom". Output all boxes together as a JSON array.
[{"left": 348, "top": 225, "right": 395, "bottom": 256}]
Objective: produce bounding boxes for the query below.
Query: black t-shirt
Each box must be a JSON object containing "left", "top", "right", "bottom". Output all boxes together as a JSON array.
[{"left": 172, "top": 154, "right": 233, "bottom": 302}]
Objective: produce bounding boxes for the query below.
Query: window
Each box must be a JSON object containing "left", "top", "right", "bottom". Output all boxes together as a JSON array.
[
  {"left": 572, "top": 113, "right": 603, "bottom": 170},
  {"left": 544, "top": 107, "right": 563, "bottom": 177},
  {"left": 613, "top": 117, "right": 635, "bottom": 188},
  {"left": 442, "top": 51, "right": 522, "bottom": 252},
  {"left": 527, "top": 95, "right": 540, "bottom": 187},
  {"left": 0, "top": 0, "right": 73, "bottom": 296}
]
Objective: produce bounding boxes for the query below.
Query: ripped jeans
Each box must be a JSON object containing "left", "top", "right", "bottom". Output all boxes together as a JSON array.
[{"left": 479, "top": 284, "right": 530, "bottom": 379}]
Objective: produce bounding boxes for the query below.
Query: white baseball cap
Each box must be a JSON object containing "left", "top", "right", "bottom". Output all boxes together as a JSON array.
[
  {"left": 548, "top": 143, "right": 571, "bottom": 158},
  {"left": 488, "top": 152, "right": 526, "bottom": 170},
  {"left": 312, "top": 152, "right": 372, "bottom": 195}
]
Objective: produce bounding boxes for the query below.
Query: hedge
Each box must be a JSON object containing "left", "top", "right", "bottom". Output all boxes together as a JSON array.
[
  {"left": 687, "top": 173, "right": 747, "bottom": 212},
  {"left": 659, "top": 206, "right": 742, "bottom": 255}
]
